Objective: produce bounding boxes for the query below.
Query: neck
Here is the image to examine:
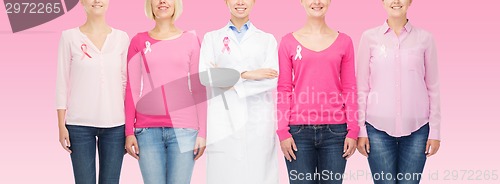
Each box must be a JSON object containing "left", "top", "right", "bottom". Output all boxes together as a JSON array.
[
  {"left": 303, "top": 17, "right": 330, "bottom": 34},
  {"left": 152, "top": 19, "right": 176, "bottom": 33},
  {"left": 230, "top": 16, "right": 249, "bottom": 31},
  {"left": 81, "top": 15, "right": 109, "bottom": 33},
  {"left": 387, "top": 16, "right": 408, "bottom": 35}
]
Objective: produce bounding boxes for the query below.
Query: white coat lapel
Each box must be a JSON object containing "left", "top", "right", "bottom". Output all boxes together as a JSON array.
[{"left": 240, "top": 24, "right": 259, "bottom": 44}]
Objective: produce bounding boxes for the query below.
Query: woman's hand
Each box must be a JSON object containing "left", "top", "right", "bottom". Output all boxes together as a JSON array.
[
  {"left": 58, "top": 126, "right": 72, "bottom": 154},
  {"left": 125, "top": 135, "right": 140, "bottom": 160},
  {"left": 426, "top": 139, "right": 440, "bottom": 157},
  {"left": 280, "top": 137, "right": 298, "bottom": 162},
  {"left": 357, "top": 137, "right": 370, "bottom": 157},
  {"left": 343, "top": 137, "right": 357, "bottom": 159},
  {"left": 193, "top": 137, "right": 206, "bottom": 160},
  {"left": 241, "top": 68, "right": 278, "bottom": 80}
]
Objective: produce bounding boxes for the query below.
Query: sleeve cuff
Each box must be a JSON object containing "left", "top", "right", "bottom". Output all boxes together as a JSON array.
[
  {"left": 347, "top": 130, "right": 359, "bottom": 140},
  {"left": 358, "top": 125, "right": 368, "bottom": 138},
  {"left": 428, "top": 128, "right": 440, "bottom": 140},
  {"left": 125, "top": 130, "right": 134, "bottom": 137},
  {"left": 277, "top": 129, "right": 292, "bottom": 141},
  {"left": 197, "top": 130, "right": 206, "bottom": 139}
]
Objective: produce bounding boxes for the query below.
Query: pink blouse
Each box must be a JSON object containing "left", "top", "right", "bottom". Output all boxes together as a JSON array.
[{"left": 357, "top": 21, "right": 441, "bottom": 140}]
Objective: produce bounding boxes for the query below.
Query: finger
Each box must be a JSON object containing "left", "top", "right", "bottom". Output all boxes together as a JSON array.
[
  {"left": 269, "top": 70, "right": 278, "bottom": 76},
  {"left": 292, "top": 141, "right": 298, "bottom": 152},
  {"left": 343, "top": 141, "right": 353, "bottom": 158},
  {"left": 60, "top": 137, "right": 71, "bottom": 153},
  {"left": 357, "top": 144, "right": 368, "bottom": 157},
  {"left": 346, "top": 145, "right": 356, "bottom": 159},
  {"left": 66, "top": 137, "right": 71, "bottom": 148},
  {"left": 288, "top": 147, "right": 297, "bottom": 161},
  {"left": 366, "top": 141, "right": 370, "bottom": 154},
  {"left": 426, "top": 145, "right": 433, "bottom": 157},
  {"left": 134, "top": 143, "right": 140, "bottom": 155},
  {"left": 343, "top": 140, "right": 348, "bottom": 154},
  {"left": 210, "top": 62, "right": 217, "bottom": 68},
  {"left": 127, "top": 142, "right": 140, "bottom": 160},
  {"left": 65, "top": 138, "right": 72, "bottom": 153},
  {"left": 194, "top": 147, "right": 206, "bottom": 160},
  {"left": 131, "top": 146, "right": 140, "bottom": 160},
  {"left": 267, "top": 69, "right": 278, "bottom": 74},
  {"left": 425, "top": 141, "right": 431, "bottom": 154},
  {"left": 193, "top": 143, "right": 199, "bottom": 156},
  {"left": 282, "top": 148, "right": 292, "bottom": 162},
  {"left": 125, "top": 145, "right": 135, "bottom": 158},
  {"left": 427, "top": 144, "right": 440, "bottom": 157}
]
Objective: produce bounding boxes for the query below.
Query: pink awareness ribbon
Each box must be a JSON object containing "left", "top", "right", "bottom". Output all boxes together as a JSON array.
[
  {"left": 221, "top": 37, "right": 231, "bottom": 54},
  {"left": 81, "top": 44, "right": 92, "bottom": 59}
]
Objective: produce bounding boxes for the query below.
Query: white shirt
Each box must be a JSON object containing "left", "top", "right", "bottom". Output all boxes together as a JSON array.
[{"left": 56, "top": 27, "right": 129, "bottom": 128}]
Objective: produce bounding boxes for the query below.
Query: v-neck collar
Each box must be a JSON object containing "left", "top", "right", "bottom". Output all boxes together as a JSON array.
[{"left": 77, "top": 27, "right": 114, "bottom": 53}]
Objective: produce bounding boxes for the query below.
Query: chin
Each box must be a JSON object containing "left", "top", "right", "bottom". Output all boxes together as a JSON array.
[
  {"left": 308, "top": 13, "right": 325, "bottom": 18},
  {"left": 155, "top": 13, "right": 173, "bottom": 19},
  {"left": 233, "top": 14, "right": 248, "bottom": 19},
  {"left": 89, "top": 11, "right": 106, "bottom": 16},
  {"left": 390, "top": 13, "right": 406, "bottom": 19}
]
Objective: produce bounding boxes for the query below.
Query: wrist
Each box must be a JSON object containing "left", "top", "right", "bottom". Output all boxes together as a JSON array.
[
  {"left": 240, "top": 71, "right": 248, "bottom": 79},
  {"left": 58, "top": 123, "right": 66, "bottom": 129}
]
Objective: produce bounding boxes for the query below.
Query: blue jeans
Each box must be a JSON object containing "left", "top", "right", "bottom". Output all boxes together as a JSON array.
[
  {"left": 66, "top": 125, "right": 125, "bottom": 184},
  {"left": 135, "top": 127, "right": 198, "bottom": 184},
  {"left": 286, "top": 124, "right": 348, "bottom": 184},
  {"left": 366, "top": 123, "right": 429, "bottom": 184}
]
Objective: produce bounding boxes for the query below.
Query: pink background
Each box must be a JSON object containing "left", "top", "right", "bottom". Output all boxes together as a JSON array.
[{"left": 1, "top": 0, "right": 499, "bottom": 183}]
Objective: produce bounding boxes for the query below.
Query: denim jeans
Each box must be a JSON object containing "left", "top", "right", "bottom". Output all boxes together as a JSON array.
[
  {"left": 286, "top": 124, "right": 348, "bottom": 184},
  {"left": 66, "top": 125, "right": 125, "bottom": 184},
  {"left": 135, "top": 127, "right": 198, "bottom": 184},
  {"left": 366, "top": 123, "right": 429, "bottom": 184}
]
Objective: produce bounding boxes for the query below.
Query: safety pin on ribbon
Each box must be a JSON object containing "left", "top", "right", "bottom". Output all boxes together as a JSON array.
[
  {"left": 144, "top": 41, "right": 152, "bottom": 54},
  {"left": 221, "top": 37, "right": 231, "bottom": 54},
  {"left": 81, "top": 44, "right": 92, "bottom": 59},
  {"left": 295, "top": 45, "right": 303, "bottom": 60}
]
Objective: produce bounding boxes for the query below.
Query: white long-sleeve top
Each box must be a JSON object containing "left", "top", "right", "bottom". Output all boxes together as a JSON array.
[{"left": 56, "top": 27, "right": 129, "bottom": 128}]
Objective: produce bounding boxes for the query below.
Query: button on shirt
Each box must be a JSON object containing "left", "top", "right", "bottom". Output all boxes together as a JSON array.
[{"left": 356, "top": 21, "right": 441, "bottom": 140}]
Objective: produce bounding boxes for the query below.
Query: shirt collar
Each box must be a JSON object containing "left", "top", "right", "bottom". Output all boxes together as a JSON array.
[
  {"left": 227, "top": 20, "right": 251, "bottom": 33},
  {"left": 380, "top": 19, "right": 413, "bottom": 34}
]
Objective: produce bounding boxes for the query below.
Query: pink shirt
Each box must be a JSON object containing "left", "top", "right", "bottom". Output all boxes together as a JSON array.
[
  {"left": 125, "top": 31, "right": 207, "bottom": 138},
  {"left": 56, "top": 27, "right": 129, "bottom": 128},
  {"left": 356, "top": 21, "right": 441, "bottom": 140},
  {"left": 277, "top": 33, "right": 359, "bottom": 141}
]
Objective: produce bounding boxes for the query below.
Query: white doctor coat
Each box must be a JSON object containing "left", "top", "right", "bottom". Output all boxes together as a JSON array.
[{"left": 199, "top": 23, "right": 279, "bottom": 184}]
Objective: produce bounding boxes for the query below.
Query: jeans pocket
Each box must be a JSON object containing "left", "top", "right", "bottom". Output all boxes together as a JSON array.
[
  {"left": 327, "top": 126, "right": 348, "bottom": 137},
  {"left": 289, "top": 126, "right": 303, "bottom": 135},
  {"left": 178, "top": 128, "right": 198, "bottom": 133},
  {"left": 134, "top": 128, "right": 147, "bottom": 136}
]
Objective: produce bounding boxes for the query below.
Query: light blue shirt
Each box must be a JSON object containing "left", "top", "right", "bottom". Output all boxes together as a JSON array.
[{"left": 228, "top": 21, "right": 251, "bottom": 42}]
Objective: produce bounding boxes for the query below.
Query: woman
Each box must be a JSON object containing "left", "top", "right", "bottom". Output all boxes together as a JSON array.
[
  {"left": 56, "top": 0, "right": 129, "bottom": 183},
  {"left": 124, "top": 0, "right": 207, "bottom": 183},
  {"left": 277, "top": 0, "right": 359, "bottom": 183},
  {"left": 356, "top": 0, "right": 441, "bottom": 183},
  {"left": 199, "top": 0, "right": 279, "bottom": 183}
]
